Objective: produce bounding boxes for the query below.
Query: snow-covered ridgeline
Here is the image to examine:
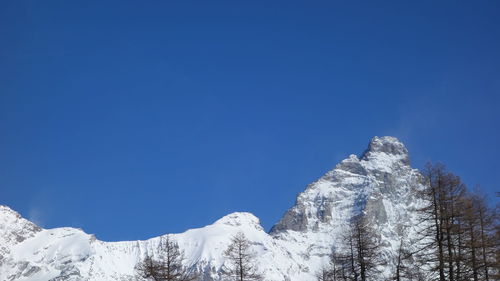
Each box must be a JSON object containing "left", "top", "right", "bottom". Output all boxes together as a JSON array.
[{"left": 0, "top": 136, "right": 428, "bottom": 281}]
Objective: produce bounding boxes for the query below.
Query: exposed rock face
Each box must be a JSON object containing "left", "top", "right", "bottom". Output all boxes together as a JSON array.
[
  {"left": 0, "top": 136, "right": 427, "bottom": 281},
  {"left": 270, "top": 136, "right": 420, "bottom": 235},
  {"left": 0, "top": 206, "right": 41, "bottom": 268},
  {"left": 0, "top": 206, "right": 41, "bottom": 245},
  {"left": 362, "top": 136, "right": 410, "bottom": 164},
  {"left": 268, "top": 136, "right": 425, "bottom": 278}
]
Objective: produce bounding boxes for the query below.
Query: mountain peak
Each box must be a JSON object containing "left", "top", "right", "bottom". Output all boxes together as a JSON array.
[
  {"left": 0, "top": 135, "right": 426, "bottom": 281},
  {"left": 271, "top": 136, "right": 416, "bottom": 235},
  {"left": 361, "top": 136, "right": 410, "bottom": 166},
  {"left": 365, "top": 136, "right": 407, "bottom": 155},
  {"left": 0, "top": 205, "right": 42, "bottom": 258},
  {"left": 214, "top": 212, "right": 262, "bottom": 229},
  {"left": 0, "top": 205, "right": 18, "bottom": 217},
  {"left": 0, "top": 205, "right": 32, "bottom": 227}
]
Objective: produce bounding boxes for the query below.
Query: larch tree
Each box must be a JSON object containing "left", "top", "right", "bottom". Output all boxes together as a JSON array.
[
  {"left": 415, "top": 162, "right": 499, "bottom": 281},
  {"left": 135, "top": 235, "right": 197, "bottom": 281},
  {"left": 416, "top": 163, "right": 453, "bottom": 281},
  {"left": 335, "top": 215, "right": 381, "bottom": 281},
  {"left": 393, "top": 234, "right": 416, "bottom": 281},
  {"left": 316, "top": 251, "right": 344, "bottom": 281},
  {"left": 222, "top": 232, "right": 262, "bottom": 281}
]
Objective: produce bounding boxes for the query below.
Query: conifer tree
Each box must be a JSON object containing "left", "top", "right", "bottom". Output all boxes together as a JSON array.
[
  {"left": 136, "top": 235, "right": 197, "bottom": 281},
  {"left": 222, "top": 232, "right": 262, "bottom": 281}
]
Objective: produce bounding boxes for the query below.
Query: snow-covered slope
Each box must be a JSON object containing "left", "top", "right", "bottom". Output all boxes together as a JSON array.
[
  {"left": 0, "top": 136, "right": 427, "bottom": 281},
  {"left": 270, "top": 136, "right": 426, "bottom": 278},
  {"left": 0, "top": 206, "right": 41, "bottom": 270}
]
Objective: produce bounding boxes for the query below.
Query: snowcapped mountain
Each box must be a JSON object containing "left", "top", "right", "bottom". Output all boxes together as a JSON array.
[{"left": 0, "top": 136, "right": 427, "bottom": 281}]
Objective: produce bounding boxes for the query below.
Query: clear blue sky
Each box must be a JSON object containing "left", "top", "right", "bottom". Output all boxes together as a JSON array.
[{"left": 1, "top": 1, "right": 499, "bottom": 241}]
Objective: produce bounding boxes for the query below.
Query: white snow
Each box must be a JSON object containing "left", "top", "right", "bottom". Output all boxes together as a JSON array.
[{"left": 0, "top": 136, "right": 429, "bottom": 281}]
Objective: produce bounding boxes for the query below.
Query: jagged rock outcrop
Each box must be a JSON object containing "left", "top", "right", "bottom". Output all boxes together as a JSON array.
[
  {"left": 271, "top": 136, "right": 421, "bottom": 234},
  {"left": 0, "top": 206, "right": 41, "bottom": 269}
]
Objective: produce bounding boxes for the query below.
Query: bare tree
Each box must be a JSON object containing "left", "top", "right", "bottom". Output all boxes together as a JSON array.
[
  {"left": 459, "top": 191, "right": 499, "bottom": 281},
  {"left": 394, "top": 236, "right": 407, "bottom": 281},
  {"left": 336, "top": 215, "right": 381, "bottom": 281},
  {"left": 416, "top": 163, "right": 457, "bottom": 281},
  {"left": 415, "top": 163, "right": 500, "bottom": 281},
  {"left": 352, "top": 215, "right": 381, "bottom": 281},
  {"left": 392, "top": 228, "right": 426, "bottom": 281},
  {"left": 136, "top": 235, "right": 197, "bottom": 281},
  {"left": 136, "top": 254, "right": 165, "bottom": 281},
  {"left": 493, "top": 210, "right": 500, "bottom": 281},
  {"left": 317, "top": 265, "right": 333, "bottom": 281},
  {"left": 222, "top": 232, "right": 262, "bottom": 281},
  {"left": 473, "top": 190, "right": 496, "bottom": 281},
  {"left": 317, "top": 251, "right": 345, "bottom": 281}
]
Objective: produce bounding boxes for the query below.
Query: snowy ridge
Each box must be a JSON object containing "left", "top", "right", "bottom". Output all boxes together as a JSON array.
[
  {"left": 0, "top": 136, "right": 427, "bottom": 281},
  {"left": 0, "top": 206, "right": 41, "bottom": 270}
]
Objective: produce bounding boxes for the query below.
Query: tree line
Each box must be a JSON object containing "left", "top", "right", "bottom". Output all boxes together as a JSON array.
[
  {"left": 135, "top": 232, "right": 262, "bottom": 281},
  {"left": 134, "top": 163, "right": 498, "bottom": 281},
  {"left": 318, "top": 162, "right": 499, "bottom": 281}
]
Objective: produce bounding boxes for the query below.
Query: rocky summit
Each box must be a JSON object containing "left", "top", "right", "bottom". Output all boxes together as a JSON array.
[{"left": 0, "top": 136, "right": 427, "bottom": 281}]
